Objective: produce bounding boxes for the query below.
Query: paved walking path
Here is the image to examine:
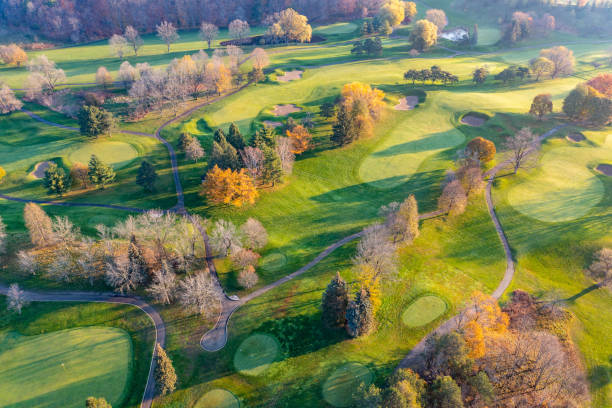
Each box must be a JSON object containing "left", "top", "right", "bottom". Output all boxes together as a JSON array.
[{"left": 398, "top": 124, "right": 567, "bottom": 370}]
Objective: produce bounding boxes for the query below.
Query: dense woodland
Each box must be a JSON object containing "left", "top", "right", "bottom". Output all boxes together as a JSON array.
[{"left": 0, "top": 0, "right": 383, "bottom": 42}]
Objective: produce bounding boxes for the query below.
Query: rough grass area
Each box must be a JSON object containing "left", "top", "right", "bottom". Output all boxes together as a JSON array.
[
  {"left": 322, "top": 362, "right": 373, "bottom": 407},
  {"left": 0, "top": 301, "right": 154, "bottom": 408},
  {"left": 0, "top": 327, "right": 132, "bottom": 408},
  {"left": 401, "top": 295, "right": 448, "bottom": 327},
  {"left": 233, "top": 333, "right": 280, "bottom": 376}
]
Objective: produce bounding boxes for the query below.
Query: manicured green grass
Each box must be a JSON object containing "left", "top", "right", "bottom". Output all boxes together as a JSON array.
[
  {"left": 0, "top": 301, "right": 155, "bottom": 408},
  {"left": 401, "top": 295, "right": 448, "bottom": 327},
  {"left": 322, "top": 362, "right": 372, "bottom": 407},
  {"left": 314, "top": 22, "right": 358, "bottom": 36},
  {"left": 194, "top": 389, "right": 239, "bottom": 408},
  {"left": 0, "top": 327, "right": 132, "bottom": 408},
  {"left": 233, "top": 333, "right": 280, "bottom": 376},
  {"left": 68, "top": 140, "right": 138, "bottom": 169}
]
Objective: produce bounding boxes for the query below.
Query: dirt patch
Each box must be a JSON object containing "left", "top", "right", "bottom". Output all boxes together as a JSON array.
[
  {"left": 277, "top": 70, "right": 303, "bottom": 82},
  {"left": 596, "top": 164, "right": 612, "bottom": 176},
  {"left": 29, "top": 161, "right": 51, "bottom": 179},
  {"left": 394, "top": 95, "right": 419, "bottom": 111},
  {"left": 263, "top": 120, "right": 282, "bottom": 128},
  {"left": 567, "top": 132, "right": 586, "bottom": 143},
  {"left": 461, "top": 113, "right": 488, "bottom": 127},
  {"left": 272, "top": 104, "right": 302, "bottom": 117}
]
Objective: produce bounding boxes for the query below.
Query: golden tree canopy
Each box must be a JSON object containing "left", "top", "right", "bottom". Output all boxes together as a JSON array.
[
  {"left": 286, "top": 125, "right": 312, "bottom": 154},
  {"left": 341, "top": 82, "right": 386, "bottom": 119},
  {"left": 201, "top": 165, "right": 259, "bottom": 207}
]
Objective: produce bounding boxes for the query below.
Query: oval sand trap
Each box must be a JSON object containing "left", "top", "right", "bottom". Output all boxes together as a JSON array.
[
  {"left": 567, "top": 132, "right": 585, "bottom": 143},
  {"left": 263, "top": 120, "right": 282, "bottom": 128},
  {"left": 29, "top": 161, "right": 51, "bottom": 179},
  {"left": 195, "top": 389, "right": 239, "bottom": 408},
  {"left": 596, "top": 164, "right": 612, "bottom": 176},
  {"left": 461, "top": 113, "right": 488, "bottom": 127},
  {"left": 323, "top": 362, "right": 373, "bottom": 407},
  {"left": 402, "top": 295, "right": 447, "bottom": 327},
  {"left": 260, "top": 252, "right": 287, "bottom": 272},
  {"left": 233, "top": 333, "right": 280, "bottom": 376},
  {"left": 508, "top": 148, "right": 605, "bottom": 222},
  {"left": 394, "top": 96, "right": 419, "bottom": 111},
  {"left": 69, "top": 141, "right": 138, "bottom": 169},
  {"left": 273, "top": 104, "right": 302, "bottom": 116},
  {"left": 277, "top": 70, "right": 303, "bottom": 83}
]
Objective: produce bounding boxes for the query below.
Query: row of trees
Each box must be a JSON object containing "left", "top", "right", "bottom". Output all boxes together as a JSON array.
[
  {"left": 42, "top": 155, "right": 116, "bottom": 196},
  {"left": 404, "top": 66, "right": 459, "bottom": 85}
]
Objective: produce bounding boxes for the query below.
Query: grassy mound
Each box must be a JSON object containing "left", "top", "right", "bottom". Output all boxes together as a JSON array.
[
  {"left": 195, "top": 389, "right": 240, "bottom": 408},
  {"left": 322, "top": 362, "right": 373, "bottom": 407},
  {"left": 507, "top": 146, "right": 606, "bottom": 222},
  {"left": 401, "top": 295, "right": 448, "bottom": 327},
  {"left": 0, "top": 327, "right": 132, "bottom": 408},
  {"left": 68, "top": 141, "right": 138, "bottom": 169},
  {"left": 233, "top": 333, "right": 280, "bottom": 376},
  {"left": 260, "top": 252, "right": 288, "bottom": 272}
]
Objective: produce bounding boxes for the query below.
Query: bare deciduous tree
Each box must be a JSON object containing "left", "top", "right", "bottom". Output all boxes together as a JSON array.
[
  {"left": 118, "top": 61, "right": 138, "bottom": 88},
  {"left": 504, "top": 127, "right": 540, "bottom": 174},
  {"left": 588, "top": 247, "right": 612, "bottom": 286},
  {"left": 17, "top": 250, "right": 38, "bottom": 275},
  {"left": 24, "top": 202, "right": 56, "bottom": 247},
  {"left": 353, "top": 223, "right": 398, "bottom": 279},
  {"left": 95, "top": 66, "right": 113, "bottom": 88},
  {"left": 47, "top": 250, "right": 78, "bottom": 282},
  {"left": 105, "top": 253, "right": 145, "bottom": 293},
  {"left": 240, "top": 146, "right": 264, "bottom": 181},
  {"left": 77, "top": 238, "right": 101, "bottom": 285},
  {"left": 438, "top": 179, "right": 467, "bottom": 215},
  {"left": 226, "top": 45, "right": 244, "bottom": 73},
  {"left": 157, "top": 21, "right": 179, "bottom": 53},
  {"left": 52, "top": 216, "right": 81, "bottom": 248},
  {"left": 386, "top": 194, "right": 420, "bottom": 244},
  {"left": 124, "top": 26, "right": 143, "bottom": 56},
  {"left": 185, "top": 137, "right": 205, "bottom": 162},
  {"left": 237, "top": 265, "right": 259, "bottom": 289},
  {"left": 26, "top": 55, "right": 66, "bottom": 93},
  {"left": 276, "top": 136, "right": 295, "bottom": 175},
  {"left": 139, "top": 210, "right": 177, "bottom": 261},
  {"left": 230, "top": 248, "right": 260, "bottom": 268},
  {"left": 7, "top": 283, "right": 28, "bottom": 314},
  {"left": 240, "top": 218, "right": 268, "bottom": 250},
  {"left": 200, "top": 22, "right": 219, "bottom": 49},
  {"left": 0, "top": 83, "right": 23, "bottom": 114},
  {"left": 229, "top": 19, "right": 250, "bottom": 43},
  {"left": 209, "top": 219, "right": 242, "bottom": 256},
  {"left": 250, "top": 48, "right": 270, "bottom": 70},
  {"left": 0, "top": 216, "right": 6, "bottom": 254},
  {"left": 178, "top": 271, "right": 219, "bottom": 318},
  {"left": 109, "top": 34, "right": 128, "bottom": 59},
  {"left": 147, "top": 261, "right": 177, "bottom": 304}
]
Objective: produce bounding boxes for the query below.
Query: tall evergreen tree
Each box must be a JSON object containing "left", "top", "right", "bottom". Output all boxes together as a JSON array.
[
  {"left": 43, "top": 162, "right": 71, "bottom": 196},
  {"left": 136, "top": 160, "right": 158, "bottom": 192},
  {"left": 346, "top": 287, "right": 374, "bottom": 337},
  {"left": 213, "top": 128, "right": 226, "bottom": 144},
  {"left": 227, "top": 122, "right": 245, "bottom": 150},
  {"left": 321, "top": 272, "right": 349, "bottom": 329},
  {"left": 78, "top": 105, "right": 114, "bottom": 138},
  {"left": 261, "top": 145, "right": 282, "bottom": 186},
  {"left": 251, "top": 125, "right": 277, "bottom": 149},
  {"left": 154, "top": 343, "right": 177, "bottom": 395},
  {"left": 331, "top": 103, "right": 355, "bottom": 146},
  {"left": 88, "top": 155, "right": 115, "bottom": 189},
  {"left": 427, "top": 376, "right": 464, "bottom": 408}
]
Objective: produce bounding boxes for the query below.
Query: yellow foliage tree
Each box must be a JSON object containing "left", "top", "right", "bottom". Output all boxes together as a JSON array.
[
  {"left": 0, "top": 165, "right": 6, "bottom": 182},
  {"left": 463, "top": 320, "right": 486, "bottom": 359},
  {"left": 355, "top": 264, "right": 382, "bottom": 312},
  {"left": 378, "top": 0, "right": 405, "bottom": 27},
  {"left": 201, "top": 165, "right": 259, "bottom": 207},
  {"left": 341, "top": 82, "right": 386, "bottom": 120},
  {"left": 206, "top": 62, "right": 232, "bottom": 95},
  {"left": 286, "top": 125, "right": 312, "bottom": 154},
  {"left": 469, "top": 290, "right": 509, "bottom": 333}
]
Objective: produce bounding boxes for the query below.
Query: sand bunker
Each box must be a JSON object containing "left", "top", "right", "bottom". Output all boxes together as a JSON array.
[
  {"left": 277, "top": 70, "right": 303, "bottom": 82},
  {"left": 273, "top": 104, "right": 302, "bottom": 116},
  {"left": 596, "top": 164, "right": 612, "bottom": 176},
  {"left": 567, "top": 132, "right": 586, "bottom": 143},
  {"left": 263, "top": 120, "right": 282, "bottom": 128},
  {"left": 29, "top": 161, "right": 51, "bottom": 179},
  {"left": 461, "top": 114, "right": 488, "bottom": 127},
  {"left": 394, "top": 96, "right": 419, "bottom": 111}
]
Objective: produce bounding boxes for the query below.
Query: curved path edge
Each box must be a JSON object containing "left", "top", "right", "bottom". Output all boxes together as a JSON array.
[
  {"left": 397, "top": 124, "right": 568, "bottom": 370},
  {"left": 0, "top": 283, "right": 164, "bottom": 408}
]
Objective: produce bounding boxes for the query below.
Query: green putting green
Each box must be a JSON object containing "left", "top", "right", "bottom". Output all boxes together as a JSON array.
[
  {"left": 260, "top": 252, "right": 288, "bottom": 272},
  {"left": 195, "top": 389, "right": 240, "bottom": 408},
  {"left": 233, "top": 333, "right": 280, "bottom": 376},
  {"left": 322, "top": 362, "right": 373, "bottom": 407},
  {"left": 507, "top": 147, "right": 606, "bottom": 223},
  {"left": 401, "top": 295, "right": 447, "bottom": 327},
  {"left": 359, "top": 97, "right": 464, "bottom": 189},
  {"left": 68, "top": 141, "right": 138, "bottom": 169},
  {"left": 314, "top": 22, "right": 358, "bottom": 35},
  {"left": 477, "top": 27, "right": 502, "bottom": 46},
  {"left": 0, "top": 327, "right": 132, "bottom": 408}
]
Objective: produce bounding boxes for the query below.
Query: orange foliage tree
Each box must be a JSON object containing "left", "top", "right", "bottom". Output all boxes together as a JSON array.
[
  {"left": 286, "top": 125, "right": 312, "bottom": 154},
  {"left": 341, "top": 82, "right": 386, "bottom": 119},
  {"left": 461, "top": 291, "right": 509, "bottom": 358},
  {"left": 587, "top": 73, "right": 612, "bottom": 98},
  {"left": 201, "top": 165, "right": 258, "bottom": 207},
  {"left": 465, "top": 137, "right": 496, "bottom": 163}
]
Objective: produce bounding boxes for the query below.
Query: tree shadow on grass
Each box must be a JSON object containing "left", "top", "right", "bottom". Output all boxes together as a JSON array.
[{"left": 588, "top": 360, "right": 612, "bottom": 390}]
